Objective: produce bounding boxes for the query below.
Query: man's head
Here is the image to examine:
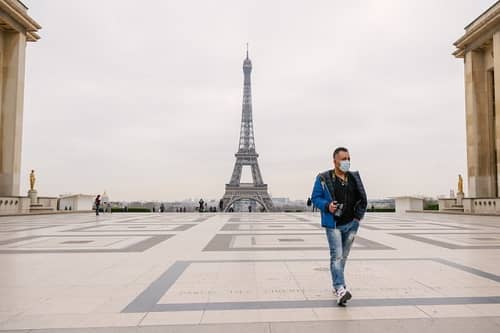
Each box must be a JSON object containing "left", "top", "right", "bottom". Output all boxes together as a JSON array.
[{"left": 333, "top": 147, "right": 351, "bottom": 173}]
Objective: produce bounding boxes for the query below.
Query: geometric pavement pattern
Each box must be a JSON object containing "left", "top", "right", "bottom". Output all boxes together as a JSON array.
[{"left": 0, "top": 212, "right": 500, "bottom": 332}]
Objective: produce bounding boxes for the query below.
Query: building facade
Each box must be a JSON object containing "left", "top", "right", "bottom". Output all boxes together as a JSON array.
[
  {"left": 453, "top": 1, "right": 500, "bottom": 214},
  {"left": 0, "top": 1, "right": 40, "bottom": 197},
  {"left": 58, "top": 194, "right": 95, "bottom": 212}
]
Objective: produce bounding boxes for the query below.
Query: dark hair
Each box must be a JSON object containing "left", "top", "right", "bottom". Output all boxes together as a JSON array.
[{"left": 333, "top": 147, "right": 349, "bottom": 159}]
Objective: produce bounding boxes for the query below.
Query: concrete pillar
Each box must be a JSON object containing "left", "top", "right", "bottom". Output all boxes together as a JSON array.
[
  {"left": 0, "top": 31, "right": 26, "bottom": 197},
  {"left": 493, "top": 31, "right": 500, "bottom": 197},
  {"left": 464, "top": 49, "right": 496, "bottom": 197}
]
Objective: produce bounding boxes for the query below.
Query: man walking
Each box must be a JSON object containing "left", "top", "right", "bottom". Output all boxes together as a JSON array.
[
  {"left": 94, "top": 194, "right": 101, "bottom": 216},
  {"left": 306, "top": 197, "right": 312, "bottom": 211},
  {"left": 311, "top": 147, "right": 367, "bottom": 306}
]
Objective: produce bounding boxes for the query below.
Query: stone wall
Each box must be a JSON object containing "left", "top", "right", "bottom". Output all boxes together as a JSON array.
[{"left": 0, "top": 196, "right": 30, "bottom": 214}]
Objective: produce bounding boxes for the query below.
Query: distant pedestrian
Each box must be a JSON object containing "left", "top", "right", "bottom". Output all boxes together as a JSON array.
[
  {"left": 219, "top": 199, "right": 224, "bottom": 212},
  {"left": 94, "top": 195, "right": 101, "bottom": 216},
  {"left": 248, "top": 205, "right": 252, "bottom": 212},
  {"left": 199, "top": 198, "right": 204, "bottom": 212},
  {"left": 307, "top": 197, "right": 312, "bottom": 211}
]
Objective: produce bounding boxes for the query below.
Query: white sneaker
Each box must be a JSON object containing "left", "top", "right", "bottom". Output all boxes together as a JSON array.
[{"left": 335, "top": 287, "right": 352, "bottom": 306}]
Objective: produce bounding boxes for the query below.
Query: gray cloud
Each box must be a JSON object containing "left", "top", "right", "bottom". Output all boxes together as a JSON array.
[{"left": 20, "top": 0, "right": 492, "bottom": 201}]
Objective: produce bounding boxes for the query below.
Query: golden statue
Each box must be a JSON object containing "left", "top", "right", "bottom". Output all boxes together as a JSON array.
[
  {"left": 458, "top": 174, "right": 463, "bottom": 194},
  {"left": 29, "top": 170, "right": 36, "bottom": 191}
]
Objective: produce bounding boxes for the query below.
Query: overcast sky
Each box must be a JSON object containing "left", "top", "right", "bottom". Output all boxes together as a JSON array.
[{"left": 19, "top": 0, "right": 494, "bottom": 202}]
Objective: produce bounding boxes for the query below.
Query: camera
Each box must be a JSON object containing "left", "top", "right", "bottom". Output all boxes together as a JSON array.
[{"left": 333, "top": 202, "right": 344, "bottom": 218}]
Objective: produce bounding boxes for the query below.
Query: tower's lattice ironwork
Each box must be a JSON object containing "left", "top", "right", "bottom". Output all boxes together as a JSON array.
[{"left": 221, "top": 47, "right": 274, "bottom": 212}]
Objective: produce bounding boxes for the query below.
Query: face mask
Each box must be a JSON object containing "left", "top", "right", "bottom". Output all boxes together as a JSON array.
[{"left": 339, "top": 160, "right": 351, "bottom": 173}]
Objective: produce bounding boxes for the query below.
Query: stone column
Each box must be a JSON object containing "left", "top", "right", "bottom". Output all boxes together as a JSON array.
[
  {"left": 0, "top": 31, "right": 27, "bottom": 197},
  {"left": 464, "top": 49, "right": 496, "bottom": 197},
  {"left": 493, "top": 31, "right": 500, "bottom": 197},
  {"left": 456, "top": 192, "right": 464, "bottom": 205},
  {"left": 28, "top": 189, "right": 38, "bottom": 205}
]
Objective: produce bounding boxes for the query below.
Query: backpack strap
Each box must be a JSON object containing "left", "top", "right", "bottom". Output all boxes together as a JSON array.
[{"left": 318, "top": 170, "right": 336, "bottom": 201}]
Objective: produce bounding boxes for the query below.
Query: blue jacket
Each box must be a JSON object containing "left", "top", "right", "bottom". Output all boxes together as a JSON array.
[{"left": 311, "top": 169, "right": 367, "bottom": 228}]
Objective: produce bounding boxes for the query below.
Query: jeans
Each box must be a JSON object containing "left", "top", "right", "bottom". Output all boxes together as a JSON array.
[{"left": 325, "top": 219, "right": 359, "bottom": 290}]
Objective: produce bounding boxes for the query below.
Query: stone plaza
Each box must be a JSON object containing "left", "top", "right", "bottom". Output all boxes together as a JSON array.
[
  {"left": 0, "top": 212, "right": 500, "bottom": 332},
  {"left": 1, "top": 1, "right": 500, "bottom": 331}
]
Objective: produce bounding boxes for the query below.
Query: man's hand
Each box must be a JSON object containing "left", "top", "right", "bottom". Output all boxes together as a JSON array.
[{"left": 328, "top": 201, "right": 337, "bottom": 214}]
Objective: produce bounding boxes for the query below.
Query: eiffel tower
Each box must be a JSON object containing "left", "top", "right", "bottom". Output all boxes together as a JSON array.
[{"left": 221, "top": 47, "right": 274, "bottom": 212}]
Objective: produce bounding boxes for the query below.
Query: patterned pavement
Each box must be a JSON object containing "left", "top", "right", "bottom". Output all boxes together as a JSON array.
[{"left": 0, "top": 212, "right": 500, "bottom": 332}]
